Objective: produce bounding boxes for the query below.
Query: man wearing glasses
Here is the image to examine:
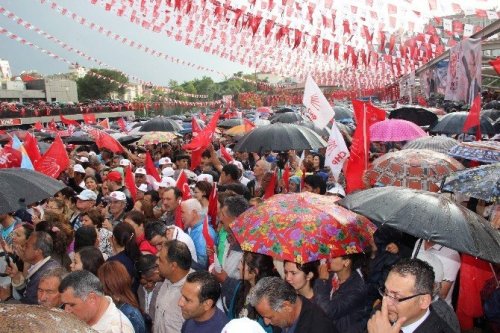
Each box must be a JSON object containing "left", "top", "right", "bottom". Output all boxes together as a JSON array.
[{"left": 368, "top": 258, "right": 454, "bottom": 333}]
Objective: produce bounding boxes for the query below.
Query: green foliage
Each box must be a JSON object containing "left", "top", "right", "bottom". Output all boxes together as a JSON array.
[{"left": 77, "top": 69, "right": 128, "bottom": 100}]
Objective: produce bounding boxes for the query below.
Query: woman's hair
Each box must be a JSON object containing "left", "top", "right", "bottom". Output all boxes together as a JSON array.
[
  {"left": 97, "top": 260, "right": 139, "bottom": 308},
  {"left": 284, "top": 260, "right": 320, "bottom": 287},
  {"left": 83, "top": 175, "right": 98, "bottom": 184},
  {"left": 195, "top": 181, "right": 212, "bottom": 199},
  {"left": 81, "top": 208, "right": 104, "bottom": 229},
  {"left": 77, "top": 246, "right": 105, "bottom": 275},
  {"left": 124, "top": 210, "right": 146, "bottom": 227},
  {"left": 15, "top": 223, "right": 34, "bottom": 241},
  {"left": 113, "top": 222, "right": 140, "bottom": 263},
  {"left": 35, "top": 220, "right": 72, "bottom": 259},
  {"left": 234, "top": 252, "right": 279, "bottom": 319},
  {"left": 74, "top": 226, "right": 97, "bottom": 252},
  {"left": 46, "top": 198, "right": 67, "bottom": 215},
  {"left": 342, "top": 252, "right": 370, "bottom": 279}
]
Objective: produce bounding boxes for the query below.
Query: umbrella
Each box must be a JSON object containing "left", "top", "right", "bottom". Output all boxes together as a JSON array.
[
  {"left": 0, "top": 304, "right": 97, "bottom": 333},
  {"left": 275, "top": 107, "right": 295, "bottom": 113},
  {"left": 389, "top": 107, "right": 438, "bottom": 127},
  {"left": 137, "top": 131, "right": 178, "bottom": 145},
  {"left": 230, "top": 192, "right": 376, "bottom": 263},
  {"left": 494, "top": 118, "right": 500, "bottom": 133},
  {"left": 218, "top": 118, "right": 244, "bottom": 129},
  {"left": 403, "top": 136, "right": 459, "bottom": 154},
  {"left": 0, "top": 168, "right": 66, "bottom": 214},
  {"left": 365, "top": 149, "right": 464, "bottom": 192},
  {"left": 299, "top": 121, "right": 329, "bottom": 137},
  {"left": 225, "top": 124, "right": 254, "bottom": 136},
  {"left": 63, "top": 135, "right": 94, "bottom": 145},
  {"left": 484, "top": 100, "right": 500, "bottom": 110},
  {"left": 482, "top": 109, "right": 499, "bottom": 122},
  {"left": 113, "top": 134, "right": 142, "bottom": 145},
  {"left": 233, "top": 123, "right": 327, "bottom": 153},
  {"left": 442, "top": 163, "right": 500, "bottom": 203},
  {"left": 270, "top": 112, "right": 303, "bottom": 124},
  {"left": 139, "top": 116, "right": 183, "bottom": 132},
  {"left": 448, "top": 141, "right": 500, "bottom": 164},
  {"left": 333, "top": 106, "right": 354, "bottom": 121},
  {"left": 338, "top": 186, "right": 500, "bottom": 263},
  {"left": 429, "top": 112, "right": 496, "bottom": 135},
  {"left": 370, "top": 119, "right": 428, "bottom": 142}
]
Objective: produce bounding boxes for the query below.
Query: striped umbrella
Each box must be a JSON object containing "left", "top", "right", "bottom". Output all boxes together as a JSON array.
[{"left": 403, "top": 136, "right": 459, "bottom": 154}]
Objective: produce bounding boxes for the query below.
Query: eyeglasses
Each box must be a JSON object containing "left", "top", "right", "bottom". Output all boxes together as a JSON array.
[{"left": 378, "top": 287, "right": 427, "bottom": 304}]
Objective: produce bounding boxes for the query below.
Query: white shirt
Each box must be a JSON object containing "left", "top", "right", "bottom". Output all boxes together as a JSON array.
[
  {"left": 401, "top": 309, "right": 430, "bottom": 333},
  {"left": 92, "top": 296, "right": 134, "bottom": 333}
]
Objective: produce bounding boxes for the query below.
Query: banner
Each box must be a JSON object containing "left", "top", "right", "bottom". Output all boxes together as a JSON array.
[
  {"left": 445, "top": 38, "right": 481, "bottom": 104},
  {"left": 303, "top": 75, "right": 334, "bottom": 129},
  {"left": 324, "top": 123, "right": 350, "bottom": 181},
  {"left": 419, "top": 59, "right": 449, "bottom": 98}
]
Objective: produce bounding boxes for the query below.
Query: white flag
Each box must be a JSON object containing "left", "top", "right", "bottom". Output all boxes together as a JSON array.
[
  {"left": 325, "top": 122, "right": 349, "bottom": 181},
  {"left": 302, "top": 74, "right": 334, "bottom": 129}
]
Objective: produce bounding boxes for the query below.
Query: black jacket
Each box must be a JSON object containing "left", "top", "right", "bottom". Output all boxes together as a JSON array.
[
  {"left": 413, "top": 308, "right": 456, "bottom": 333},
  {"left": 294, "top": 296, "right": 339, "bottom": 333}
]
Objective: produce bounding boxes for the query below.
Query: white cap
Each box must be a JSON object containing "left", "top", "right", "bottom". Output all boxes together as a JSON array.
[
  {"left": 197, "top": 174, "right": 214, "bottom": 184},
  {"left": 159, "top": 157, "right": 173, "bottom": 165},
  {"left": 88, "top": 151, "right": 97, "bottom": 157},
  {"left": 221, "top": 318, "right": 266, "bottom": 333},
  {"left": 327, "top": 183, "right": 346, "bottom": 197},
  {"left": 73, "top": 164, "right": 85, "bottom": 174},
  {"left": 161, "top": 167, "right": 175, "bottom": 177},
  {"left": 137, "top": 184, "right": 148, "bottom": 192},
  {"left": 120, "top": 159, "right": 131, "bottom": 167},
  {"left": 156, "top": 176, "right": 176, "bottom": 188},
  {"left": 108, "top": 191, "right": 126, "bottom": 201},
  {"left": 76, "top": 189, "right": 97, "bottom": 201},
  {"left": 135, "top": 167, "right": 147, "bottom": 175},
  {"left": 76, "top": 156, "right": 89, "bottom": 163}
]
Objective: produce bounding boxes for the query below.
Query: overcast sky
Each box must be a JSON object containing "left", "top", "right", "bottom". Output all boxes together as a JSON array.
[{"left": 0, "top": 0, "right": 251, "bottom": 85}]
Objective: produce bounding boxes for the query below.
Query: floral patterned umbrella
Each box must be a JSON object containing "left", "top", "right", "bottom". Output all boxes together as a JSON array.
[
  {"left": 448, "top": 141, "right": 500, "bottom": 164},
  {"left": 442, "top": 163, "right": 500, "bottom": 203},
  {"left": 230, "top": 192, "right": 376, "bottom": 264},
  {"left": 137, "top": 131, "right": 178, "bottom": 145},
  {"left": 366, "top": 149, "right": 464, "bottom": 192}
]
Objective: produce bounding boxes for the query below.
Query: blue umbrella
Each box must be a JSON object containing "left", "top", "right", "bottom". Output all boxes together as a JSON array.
[{"left": 448, "top": 141, "right": 500, "bottom": 164}]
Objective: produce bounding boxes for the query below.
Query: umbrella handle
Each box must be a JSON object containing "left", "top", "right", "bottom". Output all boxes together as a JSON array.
[
  {"left": 412, "top": 238, "right": 424, "bottom": 259},
  {"left": 490, "top": 263, "right": 500, "bottom": 289}
]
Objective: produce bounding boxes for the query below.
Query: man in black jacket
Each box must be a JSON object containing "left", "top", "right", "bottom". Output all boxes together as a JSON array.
[
  {"left": 367, "top": 258, "right": 454, "bottom": 333},
  {"left": 250, "top": 276, "right": 338, "bottom": 333}
]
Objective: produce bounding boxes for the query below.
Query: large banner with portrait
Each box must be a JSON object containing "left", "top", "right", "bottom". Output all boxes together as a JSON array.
[
  {"left": 419, "top": 60, "right": 449, "bottom": 98},
  {"left": 445, "top": 38, "right": 481, "bottom": 105}
]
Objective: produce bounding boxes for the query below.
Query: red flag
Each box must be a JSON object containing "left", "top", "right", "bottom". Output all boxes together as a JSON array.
[
  {"left": 345, "top": 101, "right": 386, "bottom": 193},
  {"left": 145, "top": 151, "right": 161, "bottom": 182},
  {"left": 463, "top": 94, "right": 482, "bottom": 141},
  {"left": 117, "top": 117, "right": 128, "bottom": 133},
  {"left": 191, "top": 117, "right": 201, "bottom": 134},
  {"left": 124, "top": 165, "right": 137, "bottom": 202},
  {"left": 244, "top": 119, "right": 256, "bottom": 132},
  {"left": 417, "top": 95, "right": 428, "bottom": 106},
  {"left": 87, "top": 128, "right": 124, "bottom": 153},
  {"left": 263, "top": 170, "right": 277, "bottom": 199},
  {"left": 199, "top": 112, "right": 207, "bottom": 122},
  {"left": 176, "top": 170, "right": 192, "bottom": 200},
  {"left": 489, "top": 57, "right": 500, "bottom": 75},
  {"left": 183, "top": 110, "right": 221, "bottom": 170},
  {"left": 207, "top": 184, "right": 218, "bottom": 228},
  {"left": 35, "top": 136, "right": 69, "bottom": 178},
  {"left": 202, "top": 215, "right": 215, "bottom": 266},
  {"left": 48, "top": 119, "right": 58, "bottom": 132},
  {"left": 60, "top": 115, "right": 80, "bottom": 127},
  {"left": 220, "top": 144, "right": 233, "bottom": 162},
  {"left": 0, "top": 146, "right": 21, "bottom": 168},
  {"left": 175, "top": 205, "right": 183, "bottom": 229},
  {"left": 283, "top": 165, "right": 290, "bottom": 192},
  {"left": 33, "top": 121, "right": 43, "bottom": 131},
  {"left": 23, "top": 132, "right": 41, "bottom": 164},
  {"left": 98, "top": 118, "right": 110, "bottom": 129},
  {"left": 82, "top": 113, "right": 96, "bottom": 124}
]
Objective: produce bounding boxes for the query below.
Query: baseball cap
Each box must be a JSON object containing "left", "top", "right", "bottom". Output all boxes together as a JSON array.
[
  {"left": 156, "top": 176, "right": 176, "bottom": 188},
  {"left": 106, "top": 171, "right": 122, "bottom": 182},
  {"left": 161, "top": 167, "right": 175, "bottom": 177},
  {"left": 108, "top": 191, "right": 126, "bottom": 201},
  {"left": 197, "top": 174, "right": 214, "bottom": 184},
  {"left": 119, "top": 159, "right": 131, "bottom": 167},
  {"left": 159, "top": 157, "right": 173, "bottom": 165},
  {"left": 135, "top": 167, "right": 147, "bottom": 175},
  {"left": 326, "top": 183, "right": 346, "bottom": 197},
  {"left": 73, "top": 164, "right": 86, "bottom": 174},
  {"left": 137, "top": 184, "right": 148, "bottom": 192},
  {"left": 76, "top": 156, "right": 89, "bottom": 163},
  {"left": 76, "top": 189, "right": 98, "bottom": 201}
]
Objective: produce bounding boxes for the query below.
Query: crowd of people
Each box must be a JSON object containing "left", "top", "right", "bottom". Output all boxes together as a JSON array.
[{"left": 0, "top": 130, "right": 498, "bottom": 333}]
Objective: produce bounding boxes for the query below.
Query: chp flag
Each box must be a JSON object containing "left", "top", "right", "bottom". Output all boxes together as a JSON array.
[
  {"left": 302, "top": 74, "right": 334, "bottom": 130},
  {"left": 325, "top": 122, "right": 350, "bottom": 181}
]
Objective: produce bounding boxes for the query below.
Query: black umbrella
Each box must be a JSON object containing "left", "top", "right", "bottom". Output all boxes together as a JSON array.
[
  {"left": 270, "top": 112, "right": 303, "bottom": 124},
  {"left": 484, "top": 100, "right": 500, "bottom": 110},
  {"left": 429, "top": 111, "right": 495, "bottom": 135},
  {"left": 233, "top": 123, "right": 327, "bottom": 153},
  {"left": 299, "top": 121, "right": 329, "bottom": 137},
  {"left": 275, "top": 107, "right": 295, "bottom": 114},
  {"left": 218, "top": 118, "right": 244, "bottom": 129},
  {"left": 494, "top": 118, "right": 500, "bottom": 133},
  {"left": 0, "top": 169, "right": 66, "bottom": 214},
  {"left": 482, "top": 109, "right": 500, "bottom": 122},
  {"left": 0, "top": 304, "right": 97, "bottom": 332},
  {"left": 63, "top": 135, "right": 95, "bottom": 145},
  {"left": 338, "top": 186, "right": 500, "bottom": 263},
  {"left": 117, "top": 134, "right": 142, "bottom": 145},
  {"left": 389, "top": 107, "right": 438, "bottom": 127},
  {"left": 333, "top": 106, "right": 354, "bottom": 121},
  {"left": 139, "top": 116, "right": 183, "bottom": 132}
]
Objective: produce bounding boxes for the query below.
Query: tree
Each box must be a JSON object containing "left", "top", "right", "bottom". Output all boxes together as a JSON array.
[{"left": 77, "top": 69, "right": 128, "bottom": 100}]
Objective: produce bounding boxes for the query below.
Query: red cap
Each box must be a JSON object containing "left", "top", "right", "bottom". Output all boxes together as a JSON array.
[{"left": 106, "top": 171, "right": 122, "bottom": 182}]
